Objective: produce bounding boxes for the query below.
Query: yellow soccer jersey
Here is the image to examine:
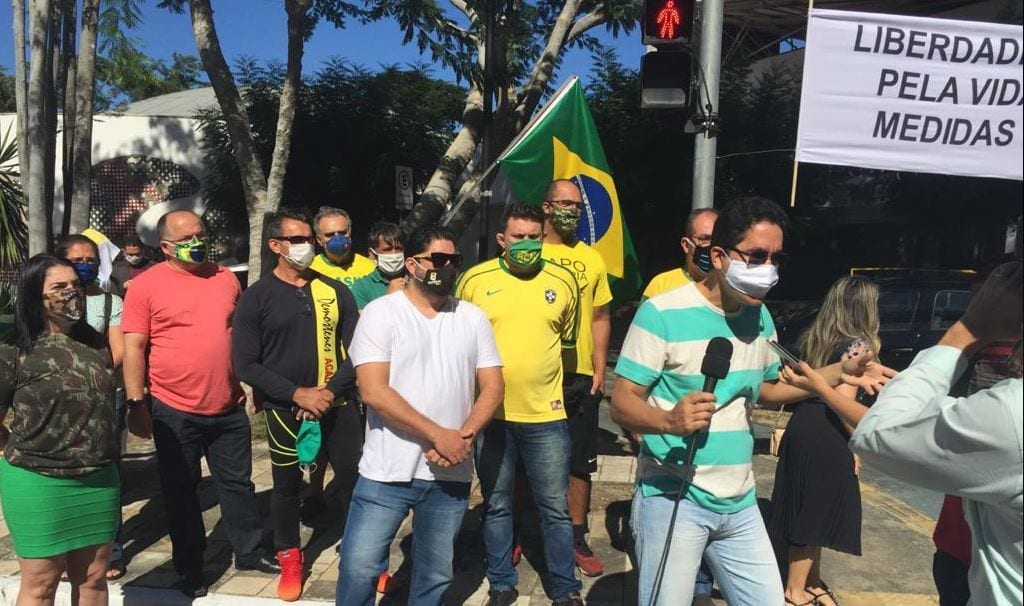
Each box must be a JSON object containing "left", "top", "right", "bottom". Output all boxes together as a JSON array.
[
  {"left": 310, "top": 253, "right": 376, "bottom": 287},
  {"left": 642, "top": 267, "right": 691, "bottom": 300},
  {"left": 456, "top": 257, "right": 579, "bottom": 423},
  {"left": 542, "top": 241, "right": 613, "bottom": 376}
]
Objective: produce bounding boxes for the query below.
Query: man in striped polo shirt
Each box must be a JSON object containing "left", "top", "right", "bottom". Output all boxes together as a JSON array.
[{"left": 612, "top": 197, "right": 861, "bottom": 606}]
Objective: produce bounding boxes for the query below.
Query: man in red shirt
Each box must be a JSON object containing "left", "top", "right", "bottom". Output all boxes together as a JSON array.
[{"left": 122, "top": 210, "right": 278, "bottom": 598}]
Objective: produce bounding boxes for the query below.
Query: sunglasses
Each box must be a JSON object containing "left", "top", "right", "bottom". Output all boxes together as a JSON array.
[
  {"left": 730, "top": 247, "right": 789, "bottom": 266},
  {"left": 413, "top": 252, "right": 462, "bottom": 268},
  {"left": 272, "top": 235, "right": 314, "bottom": 244}
]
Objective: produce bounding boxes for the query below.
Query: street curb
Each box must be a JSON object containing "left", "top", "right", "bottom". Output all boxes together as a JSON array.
[{"left": 0, "top": 576, "right": 329, "bottom": 605}]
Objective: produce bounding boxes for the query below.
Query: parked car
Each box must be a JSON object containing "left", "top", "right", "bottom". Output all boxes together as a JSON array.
[{"left": 771, "top": 269, "right": 978, "bottom": 370}]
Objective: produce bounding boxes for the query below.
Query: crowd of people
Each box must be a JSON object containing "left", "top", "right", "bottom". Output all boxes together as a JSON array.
[{"left": 0, "top": 184, "right": 1020, "bottom": 606}]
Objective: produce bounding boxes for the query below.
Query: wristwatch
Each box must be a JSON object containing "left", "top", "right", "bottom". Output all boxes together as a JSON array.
[{"left": 125, "top": 397, "right": 149, "bottom": 409}]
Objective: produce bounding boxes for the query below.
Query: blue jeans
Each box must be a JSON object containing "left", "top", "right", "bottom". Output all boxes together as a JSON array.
[
  {"left": 695, "top": 559, "right": 714, "bottom": 596},
  {"left": 336, "top": 475, "right": 469, "bottom": 606},
  {"left": 632, "top": 492, "right": 783, "bottom": 606},
  {"left": 475, "top": 419, "right": 582, "bottom": 599}
]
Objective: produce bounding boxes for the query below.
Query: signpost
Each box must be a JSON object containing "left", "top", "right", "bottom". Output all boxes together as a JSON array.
[{"left": 395, "top": 165, "right": 414, "bottom": 211}]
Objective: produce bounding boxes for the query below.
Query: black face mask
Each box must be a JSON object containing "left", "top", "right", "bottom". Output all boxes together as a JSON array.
[
  {"left": 413, "top": 260, "right": 458, "bottom": 297},
  {"left": 692, "top": 245, "right": 713, "bottom": 274}
]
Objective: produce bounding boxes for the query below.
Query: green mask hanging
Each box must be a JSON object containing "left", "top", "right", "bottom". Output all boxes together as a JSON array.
[
  {"left": 507, "top": 239, "right": 543, "bottom": 271},
  {"left": 296, "top": 419, "right": 322, "bottom": 468}
]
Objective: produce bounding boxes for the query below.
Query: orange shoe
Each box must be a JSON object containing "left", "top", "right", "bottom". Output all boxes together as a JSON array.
[
  {"left": 512, "top": 544, "right": 523, "bottom": 567},
  {"left": 276, "top": 548, "right": 304, "bottom": 601},
  {"left": 376, "top": 571, "right": 393, "bottom": 593}
]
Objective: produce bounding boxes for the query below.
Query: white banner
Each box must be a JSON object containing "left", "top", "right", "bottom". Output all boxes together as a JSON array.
[{"left": 795, "top": 9, "right": 1024, "bottom": 181}]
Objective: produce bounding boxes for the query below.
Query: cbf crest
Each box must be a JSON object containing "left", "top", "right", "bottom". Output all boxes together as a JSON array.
[{"left": 544, "top": 288, "right": 557, "bottom": 304}]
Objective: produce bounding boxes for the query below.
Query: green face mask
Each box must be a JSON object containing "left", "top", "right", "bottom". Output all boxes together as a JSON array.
[
  {"left": 296, "top": 419, "right": 322, "bottom": 468},
  {"left": 171, "top": 236, "right": 207, "bottom": 264},
  {"left": 507, "top": 239, "right": 543, "bottom": 271},
  {"left": 550, "top": 206, "right": 582, "bottom": 234}
]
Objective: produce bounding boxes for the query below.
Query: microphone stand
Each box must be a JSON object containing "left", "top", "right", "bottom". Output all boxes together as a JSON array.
[{"left": 648, "top": 430, "right": 702, "bottom": 606}]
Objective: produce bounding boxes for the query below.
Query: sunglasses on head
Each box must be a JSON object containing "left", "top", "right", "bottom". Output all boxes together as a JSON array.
[
  {"left": 730, "top": 247, "right": 789, "bottom": 266},
  {"left": 413, "top": 252, "right": 462, "bottom": 268},
  {"left": 272, "top": 235, "right": 314, "bottom": 244}
]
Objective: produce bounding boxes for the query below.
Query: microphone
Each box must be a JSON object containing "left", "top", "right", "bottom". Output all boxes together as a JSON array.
[{"left": 701, "top": 337, "right": 734, "bottom": 393}]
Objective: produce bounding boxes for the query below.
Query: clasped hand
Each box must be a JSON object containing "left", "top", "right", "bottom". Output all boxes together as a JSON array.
[
  {"left": 424, "top": 428, "right": 476, "bottom": 468},
  {"left": 292, "top": 386, "right": 334, "bottom": 419}
]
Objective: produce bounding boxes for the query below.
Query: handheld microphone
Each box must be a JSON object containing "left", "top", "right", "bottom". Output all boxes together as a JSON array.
[{"left": 700, "top": 337, "right": 734, "bottom": 393}]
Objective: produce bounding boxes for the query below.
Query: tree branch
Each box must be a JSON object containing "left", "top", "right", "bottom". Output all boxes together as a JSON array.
[
  {"left": 447, "top": 0, "right": 477, "bottom": 24},
  {"left": 513, "top": 0, "right": 582, "bottom": 127},
  {"left": 566, "top": 5, "right": 608, "bottom": 42}
]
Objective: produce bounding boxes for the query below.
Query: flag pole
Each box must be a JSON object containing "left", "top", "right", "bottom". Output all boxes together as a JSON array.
[{"left": 790, "top": 0, "right": 813, "bottom": 208}]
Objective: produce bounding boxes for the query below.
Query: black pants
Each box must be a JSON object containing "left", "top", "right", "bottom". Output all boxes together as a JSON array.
[
  {"left": 151, "top": 398, "right": 265, "bottom": 577},
  {"left": 933, "top": 550, "right": 971, "bottom": 606},
  {"left": 264, "top": 403, "right": 363, "bottom": 550}
]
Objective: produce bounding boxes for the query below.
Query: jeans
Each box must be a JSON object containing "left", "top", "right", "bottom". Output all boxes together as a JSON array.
[
  {"left": 151, "top": 398, "right": 265, "bottom": 576},
  {"left": 475, "top": 419, "right": 582, "bottom": 599},
  {"left": 336, "top": 476, "right": 469, "bottom": 606},
  {"left": 933, "top": 550, "right": 971, "bottom": 606},
  {"left": 632, "top": 492, "right": 783, "bottom": 606},
  {"left": 694, "top": 559, "right": 715, "bottom": 596}
]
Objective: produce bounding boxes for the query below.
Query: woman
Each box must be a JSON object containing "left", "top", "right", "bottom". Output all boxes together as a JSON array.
[
  {"left": 0, "top": 254, "right": 120, "bottom": 605},
  {"left": 56, "top": 235, "right": 124, "bottom": 369},
  {"left": 767, "top": 276, "right": 895, "bottom": 606}
]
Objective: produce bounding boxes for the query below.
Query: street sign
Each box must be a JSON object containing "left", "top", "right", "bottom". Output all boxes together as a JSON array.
[{"left": 395, "top": 166, "right": 414, "bottom": 210}]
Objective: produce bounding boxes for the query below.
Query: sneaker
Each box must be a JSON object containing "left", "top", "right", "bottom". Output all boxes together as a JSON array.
[
  {"left": 573, "top": 540, "right": 605, "bottom": 577},
  {"left": 236, "top": 552, "right": 282, "bottom": 574},
  {"left": 174, "top": 572, "right": 208, "bottom": 598},
  {"left": 275, "top": 548, "right": 304, "bottom": 601},
  {"left": 511, "top": 544, "right": 523, "bottom": 567},
  {"left": 487, "top": 588, "right": 520, "bottom": 606},
  {"left": 552, "top": 592, "right": 585, "bottom": 606}
]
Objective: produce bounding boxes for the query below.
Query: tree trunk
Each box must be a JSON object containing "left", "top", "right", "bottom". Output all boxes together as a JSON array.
[
  {"left": 69, "top": 0, "right": 98, "bottom": 234},
  {"left": 26, "top": 0, "right": 53, "bottom": 255},
  {"left": 59, "top": 0, "right": 76, "bottom": 237},
  {"left": 12, "top": 0, "right": 30, "bottom": 197},
  {"left": 188, "top": 0, "right": 268, "bottom": 282},
  {"left": 264, "top": 0, "right": 311, "bottom": 212},
  {"left": 398, "top": 86, "right": 484, "bottom": 238},
  {"left": 42, "top": 7, "right": 58, "bottom": 241}
]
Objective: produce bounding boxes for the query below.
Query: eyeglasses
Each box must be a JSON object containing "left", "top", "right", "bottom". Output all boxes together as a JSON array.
[
  {"left": 413, "top": 252, "right": 462, "bottom": 268},
  {"left": 164, "top": 233, "right": 207, "bottom": 245},
  {"left": 685, "top": 236, "right": 712, "bottom": 247},
  {"left": 730, "top": 247, "right": 788, "bottom": 266},
  {"left": 546, "top": 199, "right": 583, "bottom": 208},
  {"left": 322, "top": 231, "right": 349, "bottom": 239},
  {"left": 271, "top": 235, "right": 314, "bottom": 244}
]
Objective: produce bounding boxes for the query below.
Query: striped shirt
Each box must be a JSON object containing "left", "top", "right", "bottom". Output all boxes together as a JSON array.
[{"left": 615, "top": 283, "right": 780, "bottom": 513}]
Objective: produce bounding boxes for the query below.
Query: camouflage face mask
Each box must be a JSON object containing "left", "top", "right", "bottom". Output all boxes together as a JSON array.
[
  {"left": 550, "top": 206, "right": 582, "bottom": 234},
  {"left": 44, "top": 287, "right": 84, "bottom": 323}
]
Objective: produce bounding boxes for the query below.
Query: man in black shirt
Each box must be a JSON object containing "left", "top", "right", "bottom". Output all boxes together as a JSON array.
[{"left": 232, "top": 209, "right": 360, "bottom": 602}]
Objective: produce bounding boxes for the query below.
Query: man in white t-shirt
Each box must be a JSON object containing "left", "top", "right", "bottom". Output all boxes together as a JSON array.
[{"left": 336, "top": 226, "right": 504, "bottom": 606}]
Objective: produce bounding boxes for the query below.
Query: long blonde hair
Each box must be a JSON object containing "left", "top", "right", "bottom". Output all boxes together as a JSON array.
[{"left": 798, "top": 276, "right": 882, "bottom": 368}]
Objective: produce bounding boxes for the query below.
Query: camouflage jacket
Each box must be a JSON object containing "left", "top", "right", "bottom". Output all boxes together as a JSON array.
[{"left": 0, "top": 331, "right": 118, "bottom": 477}]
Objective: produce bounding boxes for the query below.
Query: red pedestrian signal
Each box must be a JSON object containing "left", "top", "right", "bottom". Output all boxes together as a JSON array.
[{"left": 643, "top": 0, "right": 694, "bottom": 46}]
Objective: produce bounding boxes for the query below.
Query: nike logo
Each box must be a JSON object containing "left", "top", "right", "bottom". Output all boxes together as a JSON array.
[{"left": 486, "top": 289, "right": 503, "bottom": 296}]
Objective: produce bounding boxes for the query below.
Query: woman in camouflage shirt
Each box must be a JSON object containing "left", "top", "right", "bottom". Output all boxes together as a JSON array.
[{"left": 0, "top": 254, "right": 120, "bottom": 605}]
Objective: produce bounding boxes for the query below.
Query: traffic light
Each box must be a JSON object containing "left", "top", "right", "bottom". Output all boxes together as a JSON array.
[
  {"left": 640, "top": 51, "right": 692, "bottom": 109},
  {"left": 642, "top": 0, "right": 695, "bottom": 46}
]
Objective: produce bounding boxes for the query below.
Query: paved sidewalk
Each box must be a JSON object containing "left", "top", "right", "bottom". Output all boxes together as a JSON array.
[{"left": 0, "top": 408, "right": 942, "bottom": 605}]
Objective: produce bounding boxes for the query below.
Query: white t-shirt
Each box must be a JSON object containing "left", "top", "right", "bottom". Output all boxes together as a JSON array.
[{"left": 351, "top": 291, "right": 503, "bottom": 483}]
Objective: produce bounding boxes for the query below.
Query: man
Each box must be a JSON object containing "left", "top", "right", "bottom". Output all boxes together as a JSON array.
[
  {"left": 309, "top": 206, "right": 376, "bottom": 286},
  {"left": 539, "top": 179, "right": 613, "bottom": 576},
  {"left": 337, "top": 225, "right": 504, "bottom": 605},
  {"left": 850, "top": 260, "right": 1023, "bottom": 606},
  {"left": 611, "top": 197, "right": 866, "bottom": 606},
  {"left": 232, "top": 210, "right": 362, "bottom": 601},
  {"left": 349, "top": 221, "right": 406, "bottom": 310},
  {"left": 122, "top": 210, "right": 279, "bottom": 598},
  {"left": 110, "top": 235, "right": 154, "bottom": 296},
  {"left": 457, "top": 203, "right": 584, "bottom": 606},
  {"left": 643, "top": 208, "right": 719, "bottom": 300}
]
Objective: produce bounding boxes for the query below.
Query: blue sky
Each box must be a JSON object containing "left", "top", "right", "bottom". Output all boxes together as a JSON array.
[{"left": 1, "top": 1, "right": 641, "bottom": 92}]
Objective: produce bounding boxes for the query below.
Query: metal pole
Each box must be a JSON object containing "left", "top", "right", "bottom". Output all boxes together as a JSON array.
[
  {"left": 691, "top": 0, "right": 723, "bottom": 209},
  {"left": 477, "top": 0, "right": 496, "bottom": 261}
]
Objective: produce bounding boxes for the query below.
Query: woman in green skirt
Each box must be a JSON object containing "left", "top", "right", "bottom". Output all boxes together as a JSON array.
[{"left": 0, "top": 254, "right": 120, "bottom": 605}]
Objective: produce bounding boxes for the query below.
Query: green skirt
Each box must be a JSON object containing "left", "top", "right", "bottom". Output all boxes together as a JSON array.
[{"left": 0, "top": 459, "right": 119, "bottom": 558}]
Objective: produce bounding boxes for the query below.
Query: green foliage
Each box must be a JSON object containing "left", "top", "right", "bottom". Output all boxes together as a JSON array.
[
  {"left": 0, "top": 68, "right": 15, "bottom": 113},
  {"left": 0, "top": 126, "right": 28, "bottom": 271},
  {"left": 196, "top": 59, "right": 465, "bottom": 246}
]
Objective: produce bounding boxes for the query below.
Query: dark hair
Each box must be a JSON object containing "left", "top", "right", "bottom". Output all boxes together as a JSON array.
[
  {"left": 711, "top": 197, "right": 789, "bottom": 251},
  {"left": 10, "top": 254, "right": 80, "bottom": 353},
  {"left": 684, "top": 208, "right": 719, "bottom": 238},
  {"left": 265, "top": 208, "right": 312, "bottom": 238},
  {"left": 405, "top": 225, "right": 457, "bottom": 257},
  {"left": 501, "top": 202, "right": 545, "bottom": 229},
  {"left": 55, "top": 234, "right": 99, "bottom": 260},
  {"left": 120, "top": 235, "right": 145, "bottom": 249},
  {"left": 368, "top": 222, "right": 403, "bottom": 250}
]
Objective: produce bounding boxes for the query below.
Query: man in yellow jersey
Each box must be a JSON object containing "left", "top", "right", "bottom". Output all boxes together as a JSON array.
[
  {"left": 309, "top": 206, "right": 376, "bottom": 286},
  {"left": 456, "top": 203, "right": 584, "bottom": 606},
  {"left": 540, "top": 179, "right": 613, "bottom": 576},
  {"left": 642, "top": 208, "right": 719, "bottom": 299}
]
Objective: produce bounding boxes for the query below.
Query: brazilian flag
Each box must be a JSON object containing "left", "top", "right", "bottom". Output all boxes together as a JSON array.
[{"left": 497, "top": 77, "right": 642, "bottom": 304}]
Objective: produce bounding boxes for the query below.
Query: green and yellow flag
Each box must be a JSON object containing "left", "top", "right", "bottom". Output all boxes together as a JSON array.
[{"left": 497, "top": 77, "right": 641, "bottom": 303}]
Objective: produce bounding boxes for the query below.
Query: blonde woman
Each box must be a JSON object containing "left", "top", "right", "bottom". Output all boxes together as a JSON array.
[{"left": 767, "top": 276, "right": 893, "bottom": 606}]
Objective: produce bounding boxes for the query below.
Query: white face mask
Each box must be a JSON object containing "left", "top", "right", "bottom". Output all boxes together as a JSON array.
[
  {"left": 284, "top": 242, "right": 315, "bottom": 270},
  {"left": 724, "top": 258, "right": 779, "bottom": 300},
  {"left": 373, "top": 250, "right": 406, "bottom": 277}
]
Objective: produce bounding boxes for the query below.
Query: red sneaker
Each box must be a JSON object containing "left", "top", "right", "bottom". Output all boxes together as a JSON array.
[
  {"left": 511, "top": 544, "right": 523, "bottom": 567},
  {"left": 574, "top": 540, "right": 605, "bottom": 577},
  {"left": 276, "top": 548, "right": 304, "bottom": 601},
  {"left": 376, "top": 571, "right": 392, "bottom": 593}
]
